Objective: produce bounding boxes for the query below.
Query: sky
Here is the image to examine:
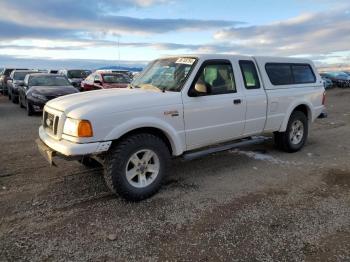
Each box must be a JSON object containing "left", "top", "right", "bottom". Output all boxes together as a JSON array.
[{"left": 0, "top": 0, "right": 349, "bottom": 69}]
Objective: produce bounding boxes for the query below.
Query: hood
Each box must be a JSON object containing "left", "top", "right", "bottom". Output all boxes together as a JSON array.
[
  {"left": 332, "top": 75, "right": 350, "bottom": 81},
  {"left": 102, "top": 83, "right": 128, "bottom": 89},
  {"left": 46, "top": 88, "right": 182, "bottom": 119},
  {"left": 29, "top": 86, "right": 78, "bottom": 96}
]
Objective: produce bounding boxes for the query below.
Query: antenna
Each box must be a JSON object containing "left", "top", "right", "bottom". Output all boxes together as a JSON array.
[{"left": 117, "top": 36, "right": 121, "bottom": 67}]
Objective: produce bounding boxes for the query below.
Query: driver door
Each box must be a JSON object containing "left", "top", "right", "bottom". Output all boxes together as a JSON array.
[{"left": 183, "top": 60, "right": 246, "bottom": 150}]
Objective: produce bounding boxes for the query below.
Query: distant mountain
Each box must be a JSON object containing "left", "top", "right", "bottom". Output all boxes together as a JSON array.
[
  {"left": 97, "top": 65, "right": 144, "bottom": 72},
  {"left": 0, "top": 54, "right": 147, "bottom": 71}
]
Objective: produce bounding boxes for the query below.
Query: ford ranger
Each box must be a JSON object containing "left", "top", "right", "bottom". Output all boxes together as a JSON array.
[{"left": 36, "top": 55, "right": 326, "bottom": 201}]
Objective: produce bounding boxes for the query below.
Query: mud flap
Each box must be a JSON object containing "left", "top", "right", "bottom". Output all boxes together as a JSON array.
[{"left": 36, "top": 138, "right": 57, "bottom": 166}]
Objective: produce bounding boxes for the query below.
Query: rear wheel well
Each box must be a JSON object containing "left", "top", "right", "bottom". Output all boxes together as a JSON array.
[
  {"left": 113, "top": 127, "right": 173, "bottom": 155},
  {"left": 293, "top": 104, "right": 310, "bottom": 121}
]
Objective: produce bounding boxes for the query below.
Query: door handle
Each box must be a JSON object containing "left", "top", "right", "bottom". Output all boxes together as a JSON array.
[{"left": 233, "top": 99, "right": 242, "bottom": 105}]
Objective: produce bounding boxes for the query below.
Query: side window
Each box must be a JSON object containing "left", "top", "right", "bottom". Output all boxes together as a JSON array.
[
  {"left": 239, "top": 60, "right": 260, "bottom": 89},
  {"left": 266, "top": 63, "right": 316, "bottom": 85},
  {"left": 86, "top": 74, "right": 94, "bottom": 83},
  {"left": 94, "top": 74, "right": 101, "bottom": 82},
  {"left": 265, "top": 63, "right": 293, "bottom": 85},
  {"left": 292, "top": 64, "right": 316, "bottom": 84},
  {"left": 192, "top": 61, "right": 236, "bottom": 96}
]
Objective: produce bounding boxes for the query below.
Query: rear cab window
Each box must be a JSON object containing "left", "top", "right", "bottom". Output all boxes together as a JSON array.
[
  {"left": 239, "top": 60, "right": 261, "bottom": 89},
  {"left": 292, "top": 64, "right": 316, "bottom": 84},
  {"left": 265, "top": 63, "right": 316, "bottom": 85}
]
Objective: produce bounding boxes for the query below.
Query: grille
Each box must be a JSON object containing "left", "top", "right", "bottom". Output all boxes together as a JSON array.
[{"left": 43, "top": 111, "right": 59, "bottom": 135}]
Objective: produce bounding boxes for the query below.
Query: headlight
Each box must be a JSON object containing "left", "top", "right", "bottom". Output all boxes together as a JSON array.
[
  {"left": 63, "top": 118, "right": 93, "bottom": 137},
  {"left": 31, "top": 93, "right": 47, "bottom": 101}
]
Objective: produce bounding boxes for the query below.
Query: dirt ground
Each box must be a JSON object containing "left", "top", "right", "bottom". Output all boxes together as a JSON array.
[{"left": 0, "top": 88, "right": 350, "bottom": 261}]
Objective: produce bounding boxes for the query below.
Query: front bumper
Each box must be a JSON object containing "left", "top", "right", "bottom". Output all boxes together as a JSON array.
[
  {"left": 28, "top": 98, "right": 46, "bottom": 112},
  {"left": 38, "top": 126, "right": 112, "bottom": 162}
]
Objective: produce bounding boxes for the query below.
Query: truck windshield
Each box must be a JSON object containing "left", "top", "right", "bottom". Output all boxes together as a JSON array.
[{"left": 132, "top": 57, "right": 197, "bottom": 92}]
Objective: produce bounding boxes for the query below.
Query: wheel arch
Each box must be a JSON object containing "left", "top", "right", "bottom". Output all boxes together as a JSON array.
[
  {"left": 104, "top": 119, "right": 185, "bottom": 156},
  {"left": 279, "top": 103, "right": 312, "bottom": 132}
]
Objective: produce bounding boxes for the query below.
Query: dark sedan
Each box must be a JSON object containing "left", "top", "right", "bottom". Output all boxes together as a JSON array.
[
  {"left": 321, "top": 72, "right": 350, "bottom": 88},
  {"left": 18, "top": 74, "right": 78, "bottom": 116}
]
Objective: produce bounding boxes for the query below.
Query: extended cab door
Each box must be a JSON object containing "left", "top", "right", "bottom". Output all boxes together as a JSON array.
[
  {"left": 182, "top": 59, "right": 246, "bottom": 150},
  {"left": 238, "top": 59, "right": 267, "bottom": 136}
]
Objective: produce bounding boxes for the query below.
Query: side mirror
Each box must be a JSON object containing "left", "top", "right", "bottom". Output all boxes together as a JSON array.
[
  {"left": 189, "top": 81, "right": 208, "bottom": 97},
  {"left": 94, "top": 80, "right": 102, "bottom": 84},
  {"left": 195, "top": 82, "right": 207, "bottom": 93}
]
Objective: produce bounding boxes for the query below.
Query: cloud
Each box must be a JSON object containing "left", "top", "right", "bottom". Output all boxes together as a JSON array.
[
  {"left": 0, "top": 37, "right": 235, "bottom": 54},
  {"left": 0, "top": 20, "right": 77, "bottom": 41},
  {"left": 0, "top": 54, "right": 147, "bottom": 70},
  {"left": 0, "top": 0, "right": 241, "bottom": 37},
  {"left": 0, "top": 0, "right": 349, "bottom": 68},
  {"left": 213, "top": 7, "right": 350, "bottom": 56}
]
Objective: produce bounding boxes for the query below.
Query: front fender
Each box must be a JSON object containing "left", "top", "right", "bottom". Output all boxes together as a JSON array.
[{"left": 104, "top": 117, "right": 185, "bottom": 156}]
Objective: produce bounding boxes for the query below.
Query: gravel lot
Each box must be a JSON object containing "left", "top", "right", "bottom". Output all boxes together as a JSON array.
[{"left": 1, "top": 88, "right": 350, "bottom": 261}]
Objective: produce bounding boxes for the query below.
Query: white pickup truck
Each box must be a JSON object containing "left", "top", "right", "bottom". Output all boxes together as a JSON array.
[{"left": 37, "top": 54, "right": 325, "bottom": 201}]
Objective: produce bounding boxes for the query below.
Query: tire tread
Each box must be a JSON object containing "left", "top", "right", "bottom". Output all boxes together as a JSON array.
[{"left": 104, "top": 133, "right": 170, "bottom": 201}]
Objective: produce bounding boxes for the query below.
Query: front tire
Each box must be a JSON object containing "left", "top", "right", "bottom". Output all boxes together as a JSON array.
[
  {"left": 26, "top": 100, "right": 33, "bottom": 116},
  {"left": 11, "top": 93, "right": 18, "bottom": 104},
  {"left": 19, "top": 95, "right": 24, "bottom": 108},
  {"left": 274, "top": 111, "right": 308, "bottom": 153},
  {"left": 104, "top": 133, "right": 170, "bottom": 201}
]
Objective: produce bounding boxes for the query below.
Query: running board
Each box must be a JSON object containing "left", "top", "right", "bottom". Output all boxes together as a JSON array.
[{"left": 182, "top": 136, "right": 270, "bottom": 161}]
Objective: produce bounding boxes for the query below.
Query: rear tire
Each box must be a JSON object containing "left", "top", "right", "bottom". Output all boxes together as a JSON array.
[
  {"left": 274, "top": 111, "right": 308, "bottom": 153},
  {"left": 104, "top": 133, "right": 170, "bottom": 201}
]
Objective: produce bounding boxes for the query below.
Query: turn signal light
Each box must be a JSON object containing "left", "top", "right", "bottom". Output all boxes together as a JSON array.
[{"left": 78, "top": 120, "right": 93, "bottom": 137}]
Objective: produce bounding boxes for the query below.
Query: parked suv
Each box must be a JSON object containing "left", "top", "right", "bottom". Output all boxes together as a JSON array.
[
  {"left": 81, "top": 71, "right": 131, "bottom": 91},
  {"left": 58, "top": 69, "right": 91, "bottom": 89},
  {"left": 0, "top": 68, "right": 13, "bottom": 95},
  {"left": 8, "top": 70, "right": 38, "bottom": 103},
  {"left": 1, "top": 68, "right": 28, "bottom": 95},
  {"left": 37, "top": 55, "right": 325, "bottom": 201}
]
